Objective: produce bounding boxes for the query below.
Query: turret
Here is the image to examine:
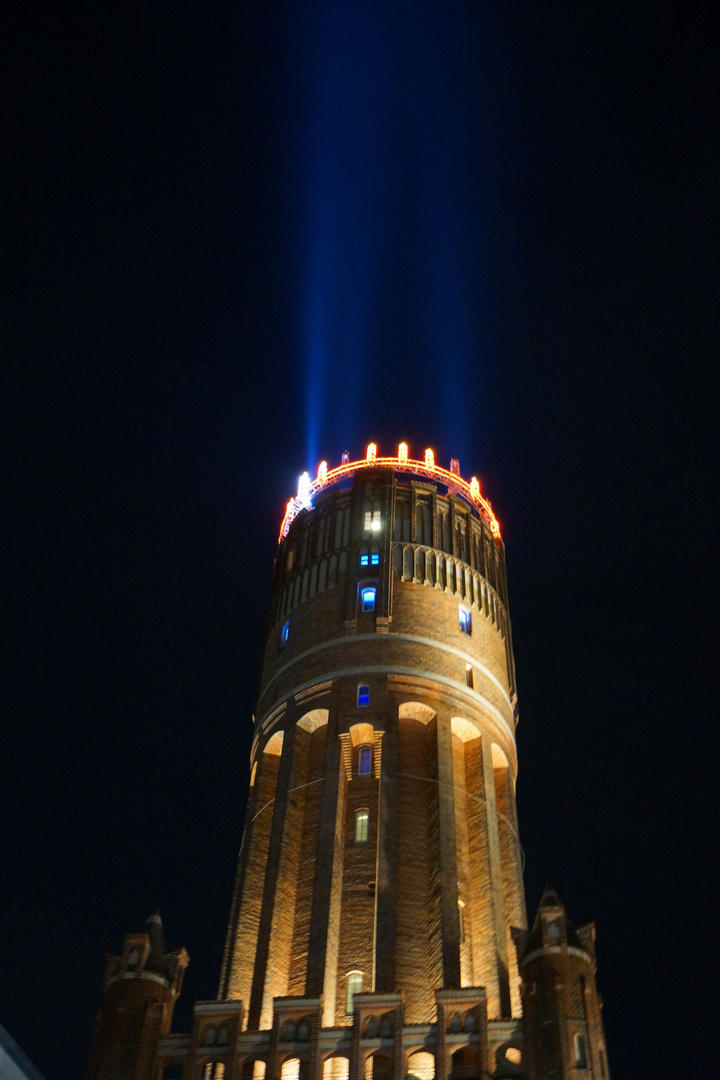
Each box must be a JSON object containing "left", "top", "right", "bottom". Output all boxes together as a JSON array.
[
  {"left": 514, "top": 889, "right": 610, "bottom": 1080},
  {"left": 86, "top": 913, "right": 189, "bottom": 1080}
]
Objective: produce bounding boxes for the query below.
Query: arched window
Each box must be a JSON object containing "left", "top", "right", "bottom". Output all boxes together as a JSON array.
[
  {"left": 358, "top": 746, "right": 372, "bottom": 776},
  {"left": 458, "top": 900, "right": 465, "bottom": 944},
  {"left": 280, "top": 620, "right": 290, "bottom": 647},
  {"left": 573, "top": 1034, "right": 587, "bottom": 1069},
  {"left": 355, "top": 809, "right": 369, "bottom": 843},
  {"left": 458, "top": 606, "right": 472, "bottom": 635},
  {"left": 360, "top": 586, "right": 376, "bottom": 612},
  {"left": 345, "top": 971, "right": 363, "bottom": 1014},
  {"left": 127, "top": 948, "right": 139, "bottom": 968}
]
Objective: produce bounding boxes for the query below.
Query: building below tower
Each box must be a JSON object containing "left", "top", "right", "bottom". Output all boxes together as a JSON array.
[{"left": 85, "top": 445, "right": 610, "bottom": 1080}]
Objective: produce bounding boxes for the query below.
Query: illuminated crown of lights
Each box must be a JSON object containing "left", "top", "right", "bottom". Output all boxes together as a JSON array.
[{"left": 279, "top": 442, "right": 500, "bottom": 541}]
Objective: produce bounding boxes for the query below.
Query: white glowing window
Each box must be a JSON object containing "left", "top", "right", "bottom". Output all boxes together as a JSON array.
[
  {"left": 459, "top": 607, "right": 472, "bottom": 635},
  {"left": 364, "top": 509, "right": 382, "bottom": 532},
  {"left": 346, "top": 971, "right": 363, "bottom": 1013},
  {"left": 358, "top": 746, "right": 372, "bottom": 775},
  {"left": 355, "top": 809, "right": 369, "bottom": 843},
  {"left": 361, "top": 587, "right": 376, "bottom": 612}
]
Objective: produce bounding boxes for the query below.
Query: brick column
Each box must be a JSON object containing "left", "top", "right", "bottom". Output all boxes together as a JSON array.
[
  {"left": 248, "top": 716, "right": 298, "bottom": 1028},
  {"left": 435, "top": 709, "right": 461, "bottom": 989},
  {"left": 374, "top": 710, "right": 397, "bottom": 993},
  {"left": 307, "top": 690, "right": 344, "bottom": 1002},
  {"left": 481, "top": 733, "right": 511, "bottom": 1018}
]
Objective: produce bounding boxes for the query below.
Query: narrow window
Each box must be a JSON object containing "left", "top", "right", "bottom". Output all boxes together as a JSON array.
[
  {"left": 361, "top": 587, "right": 376, "bottom": 612},
  {"left": 280, "top": 620, "right": 290, "bottom": 647},
  {"left": 465, "top": 663, "right": 474, "bottom": 688},
  {"left": 360, "top": 552, "right": 369, "bottom": 567},
  {"left": 355, "top": 809, "right": 369, "bottom": 843},
  {"left": 364, "top": 509, "right": 382, "bottom": 532},
  {"left": 346, "top": 971, "right": 363, "bottom": 1014},
  {"left": 370, "top": 552, "right": 380, "bottom": 565},
  {"left": 358, "top": 746, "right": 372, "bottom": 775},
  {"left": 573, "top": 1034, "right": 587, "bottom": 1069},
  {"left": 458, "top": 900, "right": 465, "bottom": 943},
  {"left": 357, "top": 684, "right": 370, "bottom": 707},
  {"left": 459, "top": 606, "right": 472, "bottom": 635}
]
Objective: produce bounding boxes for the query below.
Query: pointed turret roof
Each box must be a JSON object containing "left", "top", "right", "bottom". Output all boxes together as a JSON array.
[
  {"left": 517, "top": 886, "right": 586, "bottom": 960},
  {"left": 143, "top": 911, "right": 169, "bottom": 976}
]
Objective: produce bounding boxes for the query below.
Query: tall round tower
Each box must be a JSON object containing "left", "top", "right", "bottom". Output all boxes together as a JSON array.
[{"left": 219, "top": 443, "right": 526, "bottom": 1033}]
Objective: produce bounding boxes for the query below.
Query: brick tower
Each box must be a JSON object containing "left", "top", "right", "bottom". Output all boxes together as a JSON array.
[
  {"left": 86, "top": 913, "right": 188, "bottom": 1080},
  {"left": 87, "top": 443, "right": 610, "bottom": 1080},
  {"left": 217, "top": 443, "right": 526, "bottom": 1075}
]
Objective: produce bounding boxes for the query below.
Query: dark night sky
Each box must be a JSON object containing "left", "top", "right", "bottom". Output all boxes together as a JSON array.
[{"left": 3, "top": 3, "right": 719, "bottom": 1078}]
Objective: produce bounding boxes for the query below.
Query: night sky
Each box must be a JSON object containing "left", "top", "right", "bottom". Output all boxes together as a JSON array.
[{"left": 3, "top": 4, "right": 719, "bottom": 1078}]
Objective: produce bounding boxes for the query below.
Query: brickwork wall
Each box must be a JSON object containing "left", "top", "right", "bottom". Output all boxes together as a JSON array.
[
  {"left": 260, "top": 633, "right": 513, "bottom": 747},
  {"left": 261, "top": 725, "right": 313, "bottom": 1020},
  {"left": 226, "top": 748, "right": 280, "bottom": 1009},
  {"left": 452, "top": 734, "right": 472, "bottom": 988},
  {"left": 493, "top": 764, "right": 526, "bottom": 1016},
  {"left": 480, "top": 734, "right": 512, "bottom": 1018},
  {"left": 334, "top": 756, "right": 379, "bottom": 1020},
  {"left": 288, "top": 726, "right": 329, "bottom": 995},
  {"left": 462, "top": 737, "right": 501, "bottom": 1012},
  {"left": 520, "top": 952, "right": 609, "bottom": 1080},
  {"left": 394, "top": 716, "right": 442, "bottom": 1021},
  {"left": 86, "top": 979, "right": 174, "bottom": 1080},
  {"left": 321, "top": 748, "right": 347, "bottom": 1026}
]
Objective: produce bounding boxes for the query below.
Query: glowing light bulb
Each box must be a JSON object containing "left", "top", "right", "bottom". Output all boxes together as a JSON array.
[
  {"left": 317, "top": 461, "right": 328, "bottom": 483},
  {"left": 297, "top": 471, "right": 311, "bottom": 509},
  {"left": 424, "top": 448, "right": 434, "bottom": 469},
  {"left": 366, "top": 443, "right": 377, "bottom": 463},
  {"left": 398, "top": 442, "right": 408, "bottom": 464},
  {"left": 470, "top": 477, "right": 480, "bottom": 500}
]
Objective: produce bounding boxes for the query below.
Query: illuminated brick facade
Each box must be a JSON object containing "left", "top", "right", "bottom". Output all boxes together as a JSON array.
[{"left": 86, "top": 448, "right": 610, "bottom": 1080}]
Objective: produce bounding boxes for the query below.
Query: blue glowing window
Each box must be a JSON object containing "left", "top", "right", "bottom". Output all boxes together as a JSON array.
[
  {"left": 357, "top": 684, "right": 370, "bottom": 707},
  {"left": 361, "top": 587, "right": 376, "bottom": 612},
  {"left": 358, "top": 746, "right": 372, "bottom": 775},
  {"left": 459, "top": 607, "right": 472, "bottom": 635},
  {"left": 280, "top": 620, "right": 290, "bottom": 647},
  {"left": 360, "top": 554, "right": 369, "bottom": 566},
  {"left": 370, "top": 553, "right": 380, "bottom": 565}
]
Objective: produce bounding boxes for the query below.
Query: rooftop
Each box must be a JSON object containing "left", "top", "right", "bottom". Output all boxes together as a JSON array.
[{"left": 279, "top": 442, "right": 500, "bottom": 542}]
